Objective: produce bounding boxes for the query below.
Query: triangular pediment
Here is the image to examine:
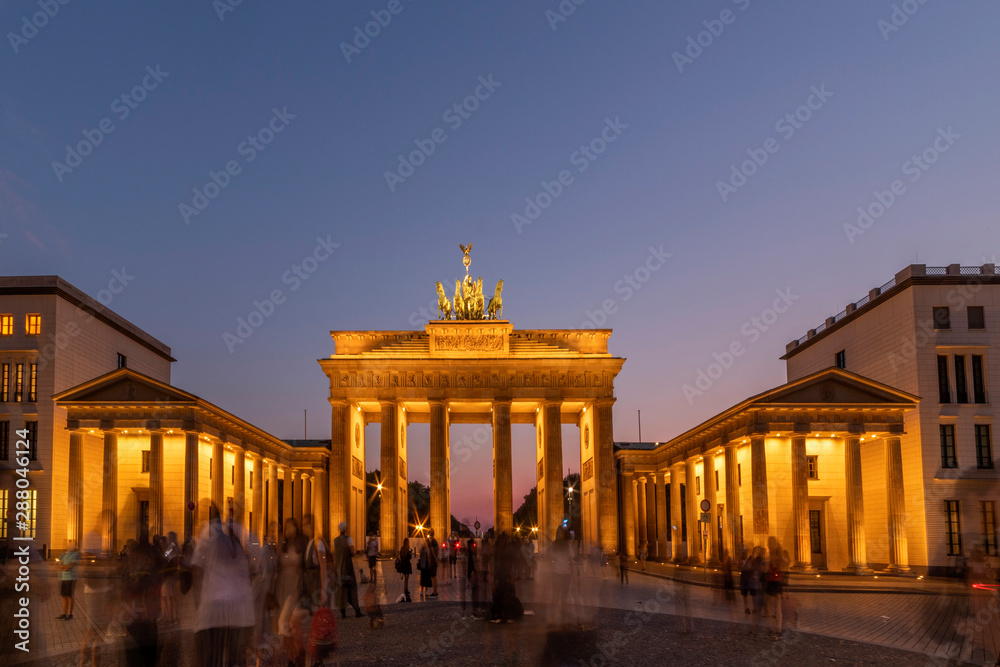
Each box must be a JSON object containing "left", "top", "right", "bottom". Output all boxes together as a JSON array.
[
  {"left": 54, "top": 368, "right": 196, "bottom": 405},
  {"left": 756, "top": 368, "right": 919, "bottom": 406}
]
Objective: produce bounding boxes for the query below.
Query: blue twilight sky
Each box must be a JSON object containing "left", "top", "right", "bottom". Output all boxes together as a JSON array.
[{"left": 2, "top": 1, "right": 998, "bottom": 527}]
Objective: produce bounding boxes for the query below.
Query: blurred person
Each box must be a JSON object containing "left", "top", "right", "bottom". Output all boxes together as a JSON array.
[
  {"left": 460, "top": 537, "right": 480, "bottom": 618},
  {"left": 619, "top": 552, "right": 629, "bottom": 585},
  {"left": 121, "top": 529, "right": 166, "bottom": 666},
  {"left": 366, "top": 533, "right": 379, "bottom": 584},
  {"left": 250, "top": 522, "right": 278, "bottom": 667},
  {"left": 333, "top": 521, "right": 363, "bottom": 618},
  {"left": 275, "top": 517, "right": 305, "bottom": 662},
  {"left": 417, "top": 537, "right": 434, "bottom": 598},
  {"left": 301, "top": 514, "right": 329, "bottom": 612},
  {"left": 191, "top": 506, "right": 255, "bottom": 667},
  {"left": 57, "top": 539, "right": 80, "bottom": 620},
  {"left": 158, "top": 532, "right": 180, "bottom": 625},
  {"left": 748, "top": 547, "right": 766, "bottom": 635},
  {"left": 764, "top": 544, "right": 785, "bottom": 639},
  {"left": 548, "top": 528, "right": 573, "bottom": 626},
  {"left": 449, "top": 534, "right": 459, "bottom": 578},
  {"left": 398, "top": 537, "right": 413, "bottom": 602},
  {"left": 720, "top": 548, "right": 736, "bottom": 603},
  {"left": 429, "top": 529, "right": 442, "bottom": 591},
  {"left": 491, "top": 532, "right": 523, "bottom": 623},
  {"left": 739, "top": 550, "right": 753, "bottom": 614},
  {"left": 674, "top": 578, "right": 692, "bottom": 634}
]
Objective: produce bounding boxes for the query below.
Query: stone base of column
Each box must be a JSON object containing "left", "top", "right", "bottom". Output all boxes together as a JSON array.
[
  {"left": 791, "top": 562, "right": 815, "bottom": 572},
  {"left": 843, "top": 564, "right": 873, "bottom": 574},
  {"left": 885, "top": 564, "right": 911, "bottom": 573}
]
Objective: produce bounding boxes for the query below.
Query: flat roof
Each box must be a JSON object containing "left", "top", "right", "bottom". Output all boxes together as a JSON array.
[{"left": 0, "top": 275, "right": 175, "bottom": 362}]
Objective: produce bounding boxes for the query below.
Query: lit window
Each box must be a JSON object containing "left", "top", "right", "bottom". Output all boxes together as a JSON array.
[
  {"left": 982, "top": 501, "right": 997, "bottom": 556},
  {"left": 0, "top": 421, "right": 8, "bottom": 459},
  {"left": 141, "top": 450, "right": 151, "bottom": 473},
  {"left": 0, "top": 314, "right": 12, "bottom": 335},
  {"left": 945, "top": 500, "right": 962, "bottom": 556},
  {"left": 0, "top": 490, "right": 6, "bottom": 540},
  {"left": 25, "top": 314, "right": 41, "bottom": 335},
  {"left": 940, "top": 425, "right": 957, "bottom": 469},
  {"left": 807, "top": 455, "right": 818, "bottom": 479},
  {"left": 835, "top": 350, "right": 846, "bottom": 369},
  {"left": 933, "top": 307, "right": 950, "bottom": 330},
  {"left": 27, "top": 363, "right": 36, "bottom": 403},
  {"left": 13, "top": 363, "right": 23, "bottom": 403},
  {"left": 976, "top": 425, "right": 993, "bottom": 470},
  {"left": 968, "top": 306, "right": 985, "bottom": 330},
  {"left": 0, "top": 364, "right": 8, "bottom": 402}
]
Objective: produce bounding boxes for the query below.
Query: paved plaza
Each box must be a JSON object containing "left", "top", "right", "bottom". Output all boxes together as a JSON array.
[{"left": 3, "top": 555, "right": 999, "bottom": 666}]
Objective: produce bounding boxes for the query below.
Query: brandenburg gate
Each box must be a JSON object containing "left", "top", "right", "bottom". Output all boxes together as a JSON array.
[{"left": 320, "top": 245, "right": 625, "bottom": 554}]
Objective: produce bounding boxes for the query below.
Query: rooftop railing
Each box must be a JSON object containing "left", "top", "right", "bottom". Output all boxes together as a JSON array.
[{"left": 788, "top": 264, "right": 997, "bottom": 351}]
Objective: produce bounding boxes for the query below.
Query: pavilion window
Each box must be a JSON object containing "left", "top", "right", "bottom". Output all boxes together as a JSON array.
[
  {"left": 0, "top": 314, "right": 11, "bottom": 335},
  {"left": 807, "top": 455, "right": 818, "bottom": 479},
  {"left": 940, "top": 425, "right": 957, "bottom": 469},
  {"left": 937, "top": 355, "right": 951, "bottom": 404},
  {"left": 0, "top": 421, "right": 8, "bottom": 460},
  {"left": 13, "top": 363, "right": 22, "bottom": 402},
  {"left": 25, "top": 314, "right": 41, "bottom": 335},
  {"left": 695, "top": 476, "right": 700, "bottom": 495},
  {"left": 27, "top": 363, "right": 36, "bottom": 403},
  {"left": 0, "top": 490, "right": 6, "bottom": 539},
  {"left": 945, "top": 500, "right": 962, "bottom": 556},
  {"left": 933, "top": 306, "right": 950, "bottom": 330},
  {"left": 141, "top": 450, "right": 151, "bottom": 473},
  {"left": 714, "top": 470, "right": 719, "bottom": 492},
  {"left": 835, "top": 349, "right": 846, "bottom": 369},
  {"left": 982, "top": 501, "right": 997, "bottom": 557},
  {"left": 975, "top": 425, "right": 993, "bottom": 469},
  {"left": 25, "top": 421, "right": 38, "bottom": 461},
  {"left": 972, "top": 355, "right": 987, "bottom": 404},
  {"left": 968, "top": 306, "right": 985, "bottom": 330},
  {"left": 954, "top": 356, "right": 968, "bottom": 404},
  {"left": 0, "top": 363, "right": 7, "bottom": 402}
]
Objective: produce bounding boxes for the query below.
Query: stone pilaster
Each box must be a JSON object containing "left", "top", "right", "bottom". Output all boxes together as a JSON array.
[
  {"left": 670, "top": 463, "right": 684, "bottom": 561},
  {"left": 791, "top": 436, "right": 813, "bottom": 570},
  {"left": 184, "top": 431, "right": 199, "bottom": 544},
  {"left": 211, "top": 441, "right": 224, "bottom": 512},
  {"left": 68, "top": 431, "right": 84, "bottom": 545},
  {"left": 724, "top": 443, "right": 741, "bottom": 557},
  {"left": 232, "top": 445, "right": 245, "bottom": 528},
  {"left": 267, "top": 460, "right": 279, "bottom": 528},
  {"left": 493, "top": 400, "right": 513, "bottom": 535},
  {"left": 885, "top": 437, "right": 910, "bottom": 572},
  {"left": 703, "top": 453, "right": 717, "bottom": 563},
  {"left": 149, "top": 430, "right": 164, "bottom": 538},
  {"left": 685, "top": 456, "right": 699, "bottom": 563},
  {"left": 292, "top": 470, "right": 302, "bottom": 524},
  {"left": 329, "top": 400, "right": 350, "bottom": 530},
  {"left": 644, "top": 475, "right": 657, "bottom": 556},
  {"left": 251, "top": 454, "right": 263, "bottom": 538},
  {"left": 283, "top": 467, "right": 294, "bottom": 525},
  {"left": 623, "top": 472, "right": 636, "bottom": 557},
  {"left": 544, "top": 401, "right": 563, "bottom": 542},
  {"left": 101, "top": 429, "right": 118, "bottom": 554},
  {"left": 655, "top": 473, "right": 669, "bottom": 560},
  {"left": 636, "top": 476, "right": 648, "bottom": 550},
  {"left": 313, "top": 466, "right": 328, "bottom": 540},
  {"left": 750, "top": 435, "right": 769, "bottom": 548},
  {"left": 380, "top": 401, "right": 399, "bottom": 553},
  {"left": 430, "top": 400, "right": 449, "bottom": 543},
  {"left": 844, "top": 437, "right": 870, "bottom": 573},
  {"left": 594, "top": 399, "right": 618, "bottom": 555}
]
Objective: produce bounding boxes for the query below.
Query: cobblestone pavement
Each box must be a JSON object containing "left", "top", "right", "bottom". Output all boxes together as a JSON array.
[{"left": 3, "top": 557, "right": 998, "bottom": 666}]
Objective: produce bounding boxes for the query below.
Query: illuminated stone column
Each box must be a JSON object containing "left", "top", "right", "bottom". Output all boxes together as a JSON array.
[
  {"left": 791, "top": 436, "right": 812, "bottom": 570},
  {"left": 101, "top": 428, "right": 118, "bottom": 555},
  {"left": 655, "top": 473, "right": 669, "bottom": 559},
  {"left": 724, "top": 443, "right": 741, "bottom": 557},
  {"left": 703, "top": 452, "right": 718, "bottom": 563},
  {"left": 594, "top": 399, "right": 619, "bottom": 556},
  {"left": 68, "top": 431, "right": 84, "bottom": 545},
  {"left": 885, "top": 437, "right": 910, "bottom": 572},
  {"left": 493, "top": 400, "right": 514, "bottom": 535},
  {"left": 232, "top": 445, "right": 246, "bottom": 528},
  {"left": 380, "top": 401, "right": 400, "bottom": 553},
  {"left": 644, "top": 475, "right": 657, "bottom": 556},
  {"left": 670, "top": 463, "right": 684, "bottom": 562},
  {"left": 685, "top": 456, "right": 699, "bottom": 563},
  {"left": 149, "top": 430, "right": 164, "bottom": 538},
  {"left": 292, "top": 470, "right": 302, "bottom": 524},
  {"left": 301, "top": 472, "right": 311, "bottom": 524},
  {"left": 750, "top": 435, "right": 769, "bottom": 548},
  {"left": 623, "top": 472, "right": 636, "bottom": 557},
  {"left": 267, "top": 461, "right": 279, "bottom": 528},
  {"left": 283, "top": 467, "right": 294, "bottom": 524},
  {"left": 844, "top": 437, "right": 870, "bottom": 573},
  {"left": 184, "top": 431, "right": 199, "bottom": 544},
  {"left": 251, "top": 454, "right": 263, "bottom": 538},
  {"left": 313, "top": 466, "right": 328, "bottom": 540},
  {"left": 329, "top": 400, "right": 350, "bottom": 530},
  {"left": 544, "top": 401, "right": 563, "bottom": 542},
  {"left": 211, "top": 441, "right": 224, "bottom": 512},
  {"left": 636, "top": 476, "right": 648, "bottom": 551},
  {"left": 430, "top": 400, "right": 449, "bottom": 543}
]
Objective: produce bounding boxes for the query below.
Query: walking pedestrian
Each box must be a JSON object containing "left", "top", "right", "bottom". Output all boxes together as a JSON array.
[
  {"left": 639, "top": 544, "right": 647, "bottom": 571},
  {"left": 720, "top": 548, "right": 735, "bottom": 603},
  {"left": 739, "top": 550, "right": 753, "bottom": 614},
  {"left": 429, "top": 530, "right": 441, "bottom": 591},
  {"left": 460, "top": 538, "right": 480, "bottom": 618},
  {"left": 250, "top": 522, "right": 277, "bottom": 667},
  {"left": 366, "top": 533, "right": 379, "bottom": 584},
  {"left": 275, "top": 518, "right": 305, "bottom": 663},
  {"left": 57, "top": 540, "right": 80, "bottom": 621},
  {"left": 398, "top": 538, "right": 413, "bottom": 602},
  {"left": 158, "top": 532, "right": 180, "bottom": 625},
  {"left": 417, "top": 537, "right": 435, "bottom": 598},
  {"left": 765, "top": 545, "right": 785, "bottom": 639},
  {"left": 333, "top": 521, "right": 363, "bottom": 618},
  {"left": 302, "top": 514, "right": 329, "bottom": 612},
  {"left": 619, "top": 552, "right": 629, "bottom": 585}
]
